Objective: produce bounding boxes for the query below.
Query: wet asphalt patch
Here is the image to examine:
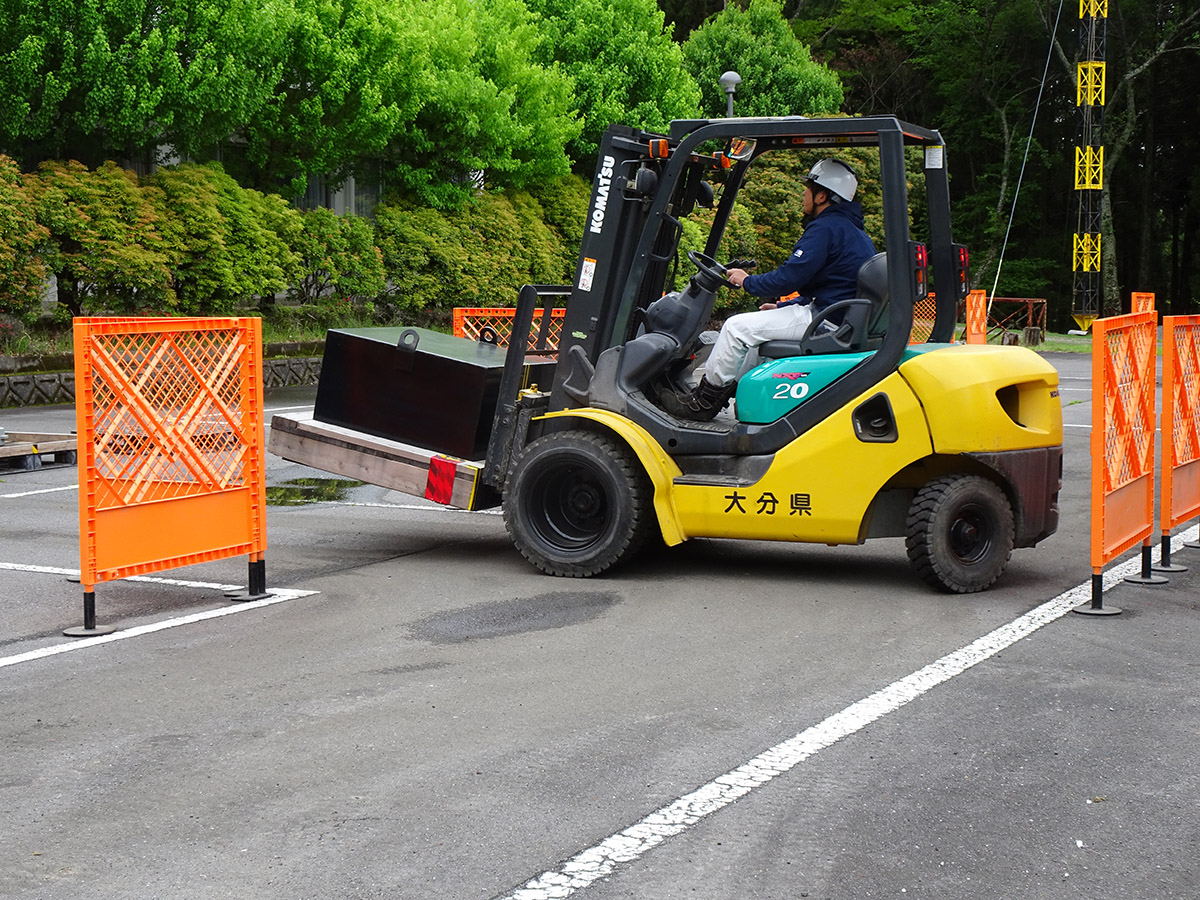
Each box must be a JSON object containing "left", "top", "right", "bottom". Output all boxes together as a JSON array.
[{"left": 408, "top": 591, "right": 619, "bottom": 644}]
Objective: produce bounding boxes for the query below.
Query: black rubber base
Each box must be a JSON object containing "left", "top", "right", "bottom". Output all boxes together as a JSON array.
[
  {"left": 63, "top": 624, "right": 118, "bottom": 637},
  {"left": 1125, "top": 573, "right": 1169, "bottom": 585},
  {"left": 223, "top": 590, "right": 272, "bottom": 603},
  {"left": 1152, "top": 563, "right": 1187, "bottom": 574}
]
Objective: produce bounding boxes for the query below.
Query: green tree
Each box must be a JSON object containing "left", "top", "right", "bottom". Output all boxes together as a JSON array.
[
  {"left": 0, "top": 155, "right": 49, "bottom": 323},
  {"left": 242, "top": 0, "right": 423, "bottom": 198},
  {"left": 905, "top": 0, "right": 1054, "bottom": 294},
  {"left": 1046, "top": 0, "right": 1200, "bottom": 313},
  {"left": 526, "top": 0, "right": 701, "bottom": 164},
  {"left": 30, "top": 160, "right": 170, "bottom": 315},
  {"left": 658, "top": 0, "right": 725, "bottom": 40},
  {"left": 682, "top": 0, "right": 844, "bottom": 118},
  {"left": 386, "top": 0, "right": 580, "bottom": 208},
  {"left": 0, "top": 0, "right": 286, "bottom": 168}
]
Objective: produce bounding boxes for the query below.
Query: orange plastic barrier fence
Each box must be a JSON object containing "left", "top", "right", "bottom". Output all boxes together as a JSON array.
[
  {"left": 1089, "top": 311, "right": 1158, "bottom": 584},
  {"left": 1132, "top": 291, "right": 1155, "bottom": 314},
  {"left": 453, "top": 307, "right": 565, "bottom": 350},
  {"left": 1161, "top": 316, "right": 1200, "bottom": 539},
  {"left": 71, "top": 317, "right": 267, "bottom": 634},
  {"left": 963, "top": 290, "right": 987, "bottom": 344},
  {"left": 910, "top": 295, "right": 938, "bottom": 344}
]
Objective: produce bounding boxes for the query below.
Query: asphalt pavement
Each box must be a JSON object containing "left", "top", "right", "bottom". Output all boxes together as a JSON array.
[{"left": 1, "top": 353, "right": 1198, "bottom": 900}]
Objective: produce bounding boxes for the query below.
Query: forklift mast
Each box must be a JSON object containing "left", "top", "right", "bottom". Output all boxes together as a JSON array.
[{"left": 555, "top": 127, "right": 671, "bottom": 375}]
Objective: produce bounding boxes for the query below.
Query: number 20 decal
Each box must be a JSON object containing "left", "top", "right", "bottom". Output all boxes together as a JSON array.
[{"left": 773, "top": 381, "right": 810, "bottom": 401}]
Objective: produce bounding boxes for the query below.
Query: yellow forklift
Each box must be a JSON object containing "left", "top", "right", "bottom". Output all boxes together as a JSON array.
[{"left": 270, "top": 115, "right": 1061, "bottom": 593}]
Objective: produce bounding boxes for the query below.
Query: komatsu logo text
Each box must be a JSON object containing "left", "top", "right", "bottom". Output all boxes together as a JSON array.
[{"left": 589, "top": 156, "right": 616, "bottom": 235}]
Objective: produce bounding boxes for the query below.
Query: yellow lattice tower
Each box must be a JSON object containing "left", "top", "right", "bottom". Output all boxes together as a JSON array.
[
  {"left": 1074, "top": 146, "right": 1103, "bottom": 190},
  {"left": 1073, "top": 233, "right": 1102, "bottom": 273},
  {"left": 1072, "top": 0, "right": 1106, "bottom": 332}
]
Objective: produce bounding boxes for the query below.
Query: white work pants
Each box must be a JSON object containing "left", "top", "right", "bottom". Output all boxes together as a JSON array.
[{"left": 703, "top": 304, "right": 814, "bottom": 386}]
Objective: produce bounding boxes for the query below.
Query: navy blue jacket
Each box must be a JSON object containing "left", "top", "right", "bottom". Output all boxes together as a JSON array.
[{"left": 742, "top": 201, "right": 876, "bottom": 312}]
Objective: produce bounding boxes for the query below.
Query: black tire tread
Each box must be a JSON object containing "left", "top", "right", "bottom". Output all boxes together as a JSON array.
[
  {"left": 905, "top": 474, "right": 1014, "bottom": 594},
  {"left": 503, "top": 430, "right": 655, "bottom": 577}
]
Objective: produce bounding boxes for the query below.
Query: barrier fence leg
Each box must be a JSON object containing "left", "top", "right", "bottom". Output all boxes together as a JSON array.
[
  {"left": 225, "top": 555, "right": 270, "bottom": 603},
  {"left": 1153, "top": 533, "right": 1187, "bottom": 574},
  {"left": 1075, "top": 572, "right": 1123, "bottom": 616},
  {"left": 1125, "top": 541, "right": 1169, "bottom": 585},
  {"left": 63, "top": 590, "right": 118, "bottom": 637}
]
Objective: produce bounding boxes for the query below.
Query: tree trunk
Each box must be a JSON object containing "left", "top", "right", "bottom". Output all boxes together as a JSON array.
[{"left": 1135, "top": 67, "right": 1157, "bottom": 295}]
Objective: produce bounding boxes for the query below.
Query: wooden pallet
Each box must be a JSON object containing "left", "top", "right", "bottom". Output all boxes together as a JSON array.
[{"left": 0, "top": 432, "right": 77, "bottom": 471}]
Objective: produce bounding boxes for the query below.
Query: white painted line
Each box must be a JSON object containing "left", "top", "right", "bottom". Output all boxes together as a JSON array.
[
  {"left": 0, "top": 562, "right": 239, "bottom": 590},
  {"left": 340, "top": 501, "right": 503, "bottom": 515},
  {"left": 491, "top": 524, "right": 1200, "bottom": 900},
  {"left": 0, "top": 562, "right": 319, "bottom": 671},
  {"left": 0, "top": 484, "right": 79, "bottom": 499},
  {"left": 265, "top": 405, "right": 314, "bottom": 413}
]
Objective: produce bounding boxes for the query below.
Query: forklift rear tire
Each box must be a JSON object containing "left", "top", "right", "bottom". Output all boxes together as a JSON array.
[
  {"left": 905, "top": 475, "right": 1014, "bottom": 594},
  {"left": 504, "top": 430, "right": 654, "bottom": 577}
]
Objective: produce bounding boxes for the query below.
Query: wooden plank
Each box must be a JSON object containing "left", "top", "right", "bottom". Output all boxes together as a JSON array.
[{"left": 267, "top": 413, "right": 495, "bottom": 510}]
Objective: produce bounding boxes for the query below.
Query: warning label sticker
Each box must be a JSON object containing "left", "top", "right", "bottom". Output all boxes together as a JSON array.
[{"left": 579, "top": 258, "right": 597, "bottom": 292}]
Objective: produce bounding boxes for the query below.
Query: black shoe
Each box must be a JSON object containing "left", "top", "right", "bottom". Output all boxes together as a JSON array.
[{"left": 659, "top": 375, "right": 736, "bottom": 422}]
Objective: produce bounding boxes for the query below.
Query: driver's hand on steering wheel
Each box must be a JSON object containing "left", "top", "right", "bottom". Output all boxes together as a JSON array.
[{"left": 726, "top": 268, "right": 750, "bottom": 289}]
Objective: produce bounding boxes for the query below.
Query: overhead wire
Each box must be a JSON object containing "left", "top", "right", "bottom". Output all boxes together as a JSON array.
[{"left": 989, "top": 0, "right": 1068, "bottom": 310}]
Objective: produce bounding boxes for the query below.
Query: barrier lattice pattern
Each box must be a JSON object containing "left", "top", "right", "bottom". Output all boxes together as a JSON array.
[
  {"left": 1099, "top": 318, "right": 1157, "bottom": 491},
  {"left": 453, "top": 308, "right": 565, "bottom": 349},
  {"left": 1163, "top": 316, "right": 1200, "bottom": 530},
  {"left": 75, "top": 317, "right": 266, "bottom": 589},
  {"left": 458, "top": 303, "right": 940, "bottom": 347},
  {"left": 88, "top": 329, "right": 250, "bottom": 502},
  {"left": 1091, "top": 311, "right": 1157, "bottom": 569}
]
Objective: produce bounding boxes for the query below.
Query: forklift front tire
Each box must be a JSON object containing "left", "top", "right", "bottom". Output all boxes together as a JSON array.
[
  {"left": 503, "top": 431, "right": 654, "bottom": 577},
  {"left": 905, "top": 475, "right": 1014, "bottom": 594}
]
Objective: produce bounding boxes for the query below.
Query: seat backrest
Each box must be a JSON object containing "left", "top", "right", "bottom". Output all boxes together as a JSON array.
[{"left": 856, "top": 252, "right": 889, "bottom": 341}]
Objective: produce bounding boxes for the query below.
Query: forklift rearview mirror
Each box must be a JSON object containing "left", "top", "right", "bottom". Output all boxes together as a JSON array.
[{"left": 726, "top": 138, "right": 756, "bottom": 161}]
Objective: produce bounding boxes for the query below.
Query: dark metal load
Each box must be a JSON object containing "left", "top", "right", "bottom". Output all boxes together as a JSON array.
[{"left": 313, "top": 326, "right": 555, "bottom": 460}]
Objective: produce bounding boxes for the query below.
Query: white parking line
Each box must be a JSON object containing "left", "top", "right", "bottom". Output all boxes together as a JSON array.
[
  {"left": 0, "top": 563, "right": 318, "bottom": 671},
  {"left": 341, "top": 501, "right": 503, "bottom": 515},
  {"left": 490, "top": 524, "right": 1199, "bottom": 900},
  {"left": 0, "top": 484, "right": 79, "bottom": 498}
]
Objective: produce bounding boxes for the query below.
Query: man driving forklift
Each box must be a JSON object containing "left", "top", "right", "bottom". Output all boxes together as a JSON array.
[{"left": 659, "top": 158, "right": 876, "bottom": 421}]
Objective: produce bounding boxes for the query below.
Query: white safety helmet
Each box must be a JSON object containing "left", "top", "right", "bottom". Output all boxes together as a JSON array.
[{"left": 806, "top": 158, "right": 858, "bottom": 203}]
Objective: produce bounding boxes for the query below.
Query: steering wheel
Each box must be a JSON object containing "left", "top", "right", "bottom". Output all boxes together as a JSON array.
[{"left": 687, "top": 250, "right": 738, "bottom": 290}]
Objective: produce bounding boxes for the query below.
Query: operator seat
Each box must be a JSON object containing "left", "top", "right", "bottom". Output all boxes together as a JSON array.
[{"left": 756, "top": 252, "right": 889, "bottom": 358}]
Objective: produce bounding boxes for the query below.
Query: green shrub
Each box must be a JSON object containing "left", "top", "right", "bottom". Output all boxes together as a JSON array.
[
  {"left": 0, "top": 156, "right": 49, "bottom": 324},
  {"left": 31, "top": 160, "right": 172, "bottom": 315},
  {"left": 374, "top": 182, "right": 587, "bottom": 318},
  {"left": 143, "top": 162, "right": 304, "bottom": 315}
]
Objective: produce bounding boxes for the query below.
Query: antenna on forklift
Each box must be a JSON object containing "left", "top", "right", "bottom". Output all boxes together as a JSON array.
[{"left": 719, "top": 71, "right": 741, "bottom": 117}]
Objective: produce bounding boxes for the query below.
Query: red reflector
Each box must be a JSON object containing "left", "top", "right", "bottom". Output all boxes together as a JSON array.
[{"left": 425, "top": 456, "right": 457, "bottom": 505}]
